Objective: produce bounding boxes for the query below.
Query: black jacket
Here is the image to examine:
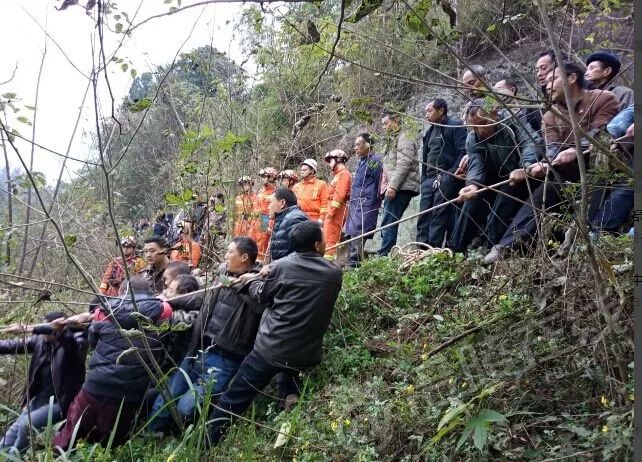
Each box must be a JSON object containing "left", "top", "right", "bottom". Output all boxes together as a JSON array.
[
  {"left": 0, "top": 327, "right": 87, "bottom": 414},
  {"left": 245, "top": 252, "right": 342, "bottom": 368},
  {"left": 466, "top": 115, "right": 542, "bottom": 185},
  {"left": 83, "top": 292, "right": 166, "bottom": 402},
  {"left": 188, "top": 264, "right": 263, "bottom": 358},
  {"left": 421, "top": 115, "right": 468, "bottom": 176},
  {"left": 269, "top": 205, "right": 309, "bottom": 262}
]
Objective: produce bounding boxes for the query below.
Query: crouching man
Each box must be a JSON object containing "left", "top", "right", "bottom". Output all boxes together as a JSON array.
[
  {"left": 0, "top": 312, "right": 87, "bottom": 456},
  {"left": 207, "top": 221, "right": 343, "bottom": 444},
  {"left": 52, "top": 277, "right": 171, "bottom": 450}
]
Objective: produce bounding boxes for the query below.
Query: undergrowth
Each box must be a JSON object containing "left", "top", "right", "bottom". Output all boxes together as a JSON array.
[{"left": 3, "top": 235, "right": 634, "bottom": 461}]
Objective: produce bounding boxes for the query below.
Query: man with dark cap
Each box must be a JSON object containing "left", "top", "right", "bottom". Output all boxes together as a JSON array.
[{"left": 585, "top": 51, "right": 634, "bottom": 110}]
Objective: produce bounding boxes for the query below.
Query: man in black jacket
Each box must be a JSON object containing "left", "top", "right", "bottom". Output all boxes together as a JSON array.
[
  {"left": 207, "top": 221, "right": 342, "bottom": 444},
  {"left": 269, "top": 187, "right": 309, "bottom": 261},
  {"left": 416, "top": 98, "right": 468, "bottom": 247},
  {"left": 147, "top": 237, "right": 263, "bottom": 433},
  {"left": 53, "top": 277, "right": 170, "bottom": 450},
  {"left": 0, "top": 312, "right": 87, "bottom": 455}
]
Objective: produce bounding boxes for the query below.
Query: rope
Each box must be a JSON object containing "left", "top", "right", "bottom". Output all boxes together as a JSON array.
[{"left": 389, "top": 242, "right": 453, "bottom": 272}]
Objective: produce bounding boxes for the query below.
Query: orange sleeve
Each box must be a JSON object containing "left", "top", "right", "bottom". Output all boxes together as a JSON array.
[
  {"left": 99, "top": 260, "right": 114, "bottom": 295},
  {"left": 335, "top": 171, "right": 351, "bottom": 205},
  {"left": 318, "top": 181, "right": 330, "bottom": 222},
  {"left": 191, "top": 242, "right": 202, "bottom": 268}
]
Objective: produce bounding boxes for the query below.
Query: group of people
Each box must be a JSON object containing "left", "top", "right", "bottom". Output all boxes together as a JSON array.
[
  {"left": 1, "top": 220, "right": 342, "bottom": 454},
  {"left": 233, "top": 49, "right": 633, "bottom": 267},
  {"left": 0, "top": 48, "right": 634, "bottom": 456}
]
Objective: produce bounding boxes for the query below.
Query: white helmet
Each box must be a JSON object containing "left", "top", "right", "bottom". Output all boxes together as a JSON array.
[{"left": 301, "top": 158, "right": 318, "bottom": 172}]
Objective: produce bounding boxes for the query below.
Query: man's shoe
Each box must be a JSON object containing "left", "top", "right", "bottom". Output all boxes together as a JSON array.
[
  {"left": 284, "top": 394, "right": 299, "bottom": 411},
  {"left": 484, "top": 245, "right": 506, "bottom": 264}
]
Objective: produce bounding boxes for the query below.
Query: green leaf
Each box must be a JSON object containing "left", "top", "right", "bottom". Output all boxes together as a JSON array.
[
  {"left": 404, "top": 0, "right": 432, "bottom": 35},
  {"left": 2, "top": 93, "right": 17, "bottom": 99},
  {"left": 163, "top": 192, "right": 182, "bottom": 205},
  {"left": 17, "top": 116, "right": 32, "bottom": 126},
  {"left": 121, "top": 63, "right": 129, "bottom": 72},
  {"left": 184, "top": 163, "right": 198, "bottom": 174},
  {"left": 182, "top": 188, "right": 194, "bottom": 201},
  {"left": 478, "top": 409, "right": 506, "bottom": 423},
  {"left": 115, "top": 22, "right": 123, "bottom": 33},
  {"left": 24, "top": 105, "right": 37, "bottom": 111},
  {"left": 486, "top": 23, "right": 497, "bottom": 32},
  {"left": 472, "top": 420, "right": 488, "bottom": 451},
  {"left": 437, "top": 403, "right": 468, "bottom": 431},
  {"left": 130, "top": 69, "right": 137, "bottom": 79},
  {"left": 63, "top": 234, "right": 77, "bottom": 247},
  {"left": 455, "top": 424, "right": 473, "bottom": 451},
  {"left": 127, "top": 97, "right": 152, "bottom": 112}
]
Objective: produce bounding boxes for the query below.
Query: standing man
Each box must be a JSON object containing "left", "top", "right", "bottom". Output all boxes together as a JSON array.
[
  {"left": 415, "top": 99, "right": 468, "bottom": 247},
  {"left": 292, "top": 159, "right": 330, "bottom": 224},
  {"left": 99, "top": 237, "right": 146, "bottom": 297},
  {"left": 0, "top": 313, "right": 87, "bottom": 456},
  {"left": 207, "top": 221, "right": 342, "bottom": 445},
  {"left": 256, "top": 167, "right": 278, "bottom": 262},
  {"left": 142, "top": 236, "right": 171, "bottom": 295},
  {"left": 277, "top": 169, "right": 299, "bottom": 190},
  {"left": 377, "top": 111, "right": 420, "bottom": 256},
  {"left": 344, "top": 133, "right": 383, "bottom": 268},
  {"left": 233, "top": 176, "right": 259, "bottom": 239},
  {"left": 269, "top": 188, "right": 309, "bottom": 262},
  {"left": 323, "top": 150, "right": 352, "bottom": 260},
  {"left": 585, "top": 52, "right": 634, "bottom": 110},
  {"left": 494, "top": 78, "right": 542, "bottom": 132}
]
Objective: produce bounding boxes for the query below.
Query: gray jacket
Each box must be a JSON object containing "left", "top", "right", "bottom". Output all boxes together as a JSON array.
[
  {"left": 244, "top": 252, "right": 342, "bottom": 368},
  {"left": 382, "top": 130, "right": 420, "bottom": 195}
]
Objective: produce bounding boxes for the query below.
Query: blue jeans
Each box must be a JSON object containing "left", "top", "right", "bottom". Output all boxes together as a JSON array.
[
  {"left": 378, "top": 190, "right": 414, "bottom": 256},
  {"left": 589, "top": 186, "right": 634, "bottom": 232},
  {"left": 606, "top": 105, "right": 633, "bottom": 138},
  {"left": 0, "top": 397, "right": 62, "bottom": 454},
  {"left": 148, "top": 350, "right": 242, "bottom": 432},
  {"left": 207, "top": 349, "right": 303, "bottom": 444}
]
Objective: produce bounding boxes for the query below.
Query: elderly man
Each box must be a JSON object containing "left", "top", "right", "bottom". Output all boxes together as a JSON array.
[{"left": 585, "top": 52, "right": 634, "bottom": 110}]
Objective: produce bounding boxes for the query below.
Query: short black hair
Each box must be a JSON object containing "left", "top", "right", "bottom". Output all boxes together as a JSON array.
[
  {"left": 166, "top": 261, "right": 191, "bottom": 276},
  {"left": 172, "top": 274, "right": 200, "bottom": 295},
  {"left": 290, "top": 221, "right": 323, "bottom": 253},
  {"left": 538, "top": 49, "right": 568, "bottom": 64},
  {"left": 497, "top": 77, "right": 519, "bottom": 94},
  {"left": 357, "top": 133, "right": 373, "bottom": 146},
  {"left": 43, "top": 311, "right": 67, "bottom": 322},
  {"left": 274, "top": 187, "right": 298, "bottom": 207},
  {"left": 430, "top": 98, "right": 448, "bottom": 115},
  {"left": 562, "top": 62, "right": 587, "bottom": 89},
  {"left": 144, "top": 235, "right": 169, "bottom": 248},
  {"left": 231, "top": 236, "right": 258, "bottom": 264}
]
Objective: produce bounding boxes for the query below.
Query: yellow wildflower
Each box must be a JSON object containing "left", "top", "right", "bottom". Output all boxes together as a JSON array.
[
  {"left": 331, "top": 420, "right": 339, "bottom": 432},
  {"left": 344, "top": 418, "right": 351, "bottom": 427},
  {"left": 405, "top": 384, "right": 415, "bottom": 394},
  {"left": 602, "top": 425, "right": 609, "bottom": 433},
  {"left": 498, "top": 294, "right": 508, "bottom": 301},
  {"left": 421, "top": 353, "right": 428, "bottom": 361},
  {"left": 600, "top": 395, "right": 610, "bottom": 407},
  {"left": 167, "top": 454, "right": 176, "bottom": 462}
]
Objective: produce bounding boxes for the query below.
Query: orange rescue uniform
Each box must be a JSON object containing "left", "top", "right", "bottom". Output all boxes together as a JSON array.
[
  {"left": 255, "top": 183, "right": 276, "bottom": 261},
  {"left": 170, "top": 235, "right": 202, "bottom": 268},
  {"left": 233, "top": 191, "right": 260, "bottom": 240},
  {"left": 292, "top": 177, "right": 331, "bottom": 222},
  {"left": 323, "top": 164, "right": 352, "bottom": 258},
  {"left": 99, "top": 254, "right": 147, "bottom": 296}
]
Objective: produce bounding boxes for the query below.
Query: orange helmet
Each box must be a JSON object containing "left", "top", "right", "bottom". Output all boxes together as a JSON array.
[
  {"left": 324, "top": 149, "right": 348, "bottom": 163},
  {"left": 237, "top": 176, "right": 254, "bottom": 186},
  {"left": 278, "top": 169, "right": 299, "bottom": 181},
  {"left": 259, "top": 167, "right": 278, "bottom": 180}
]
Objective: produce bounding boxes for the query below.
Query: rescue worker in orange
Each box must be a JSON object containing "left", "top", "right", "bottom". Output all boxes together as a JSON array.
[
  {"left": 233, "top": 176, "right": 260, "bottom": 239},
  {"left": 99, "top": 236, "right": 147, "bottom": 296},
  {"left": 292, "top": 159, "right": 330, "bottom": 224},
  {"left": 170, "top": 220, "right": 202, "bottom": 269},
  {"left": 323, "top": 150, "right": 352, "bottom": 259},
  {"left": 256, "top": 167, "right": 278, "bottom": 261},
  {"left": 278, "top": 170, "right": 298, "bottom": 190}
]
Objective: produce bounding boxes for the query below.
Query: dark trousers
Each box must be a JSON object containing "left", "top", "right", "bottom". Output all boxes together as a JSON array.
[
  {"left": 416, "top": 173, "right": 462, "bottom": 247},
  {"left": 347, "top": 236, "right": 373, "bottom": 268},
  {"left": 499, "top": 171, "right": 580, "bottom": 248},
  {"left": 450, "top": 180, "right": 531, "bottom": 251},
  {"left": 207, "top": 349, "right": 302, "bottom": 444},
  {"left": 378, "top": 190, "right": 414, "bottom": 256},
  {"left": 52, "top": 390, "right": 139, "bottom": 450},
  {"left": 589, "top": 185, "right": 634, "bottom": 232}
]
